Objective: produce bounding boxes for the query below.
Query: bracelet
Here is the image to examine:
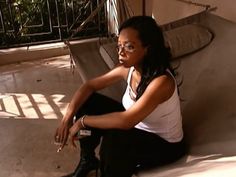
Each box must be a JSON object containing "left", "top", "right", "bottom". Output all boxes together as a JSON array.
[{"left": 80, "top": 115, "right": 87, "bottom": 129}]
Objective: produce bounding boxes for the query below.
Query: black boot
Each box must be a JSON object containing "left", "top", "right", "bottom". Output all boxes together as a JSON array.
[
  {"left": 61, "top": 156, "right": 99, "bottom": 177},
  {"left": 62, "top": 128, "right": 101, "bottom": 177},
  {"left": 74, "top": 156, "right": 99, "bottom": 177}
]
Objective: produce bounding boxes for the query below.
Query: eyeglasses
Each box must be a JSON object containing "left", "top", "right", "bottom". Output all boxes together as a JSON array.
[{"left": 116, "top": 42, "right": 136, "bottom": 53}]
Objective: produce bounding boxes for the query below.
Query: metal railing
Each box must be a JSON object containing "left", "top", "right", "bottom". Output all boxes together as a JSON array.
[
  {"left": 0, "top": 0, "right": 108, "bottom": 49},
  {"left": 106, "top": 0, "right": 133, "bottom": 35}
]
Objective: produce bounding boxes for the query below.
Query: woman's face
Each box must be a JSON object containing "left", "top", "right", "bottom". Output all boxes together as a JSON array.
[{"left": 117, "top": 28, "right": 147, "bottom": 68}]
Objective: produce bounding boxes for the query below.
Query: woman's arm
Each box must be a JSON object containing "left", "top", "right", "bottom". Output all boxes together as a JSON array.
[
  {"left": 62, "top": 65, "right": 128, "bottom": 123},
  {"left": 69, "top": 73, "right": 175, "bottom": 136},
  {"left": 55, "top": 64, "right": 128, "bottom": 147}
]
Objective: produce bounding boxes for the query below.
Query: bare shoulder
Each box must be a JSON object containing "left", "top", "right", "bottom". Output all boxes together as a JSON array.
[
  {"left": 145, "top": 72, "right": 175, "bottom": 102},
  {"left": 111, "top": 64, "right": 129, "bottom": 79},
  {"left": 85, "top": 64, "right": 129, "bottom": 91}
]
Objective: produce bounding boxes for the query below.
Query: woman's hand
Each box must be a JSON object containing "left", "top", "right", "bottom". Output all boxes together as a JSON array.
[
  {"left": 68, "top": 119, "right": 83, "bottom": 148},
  {"left": 54, "top": 119, "right": 73, "bottom": 150}
]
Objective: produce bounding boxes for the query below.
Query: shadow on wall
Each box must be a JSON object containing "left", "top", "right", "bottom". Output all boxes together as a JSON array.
[{"left": 164, "top": 13, "right": 236, "bottom": 158}]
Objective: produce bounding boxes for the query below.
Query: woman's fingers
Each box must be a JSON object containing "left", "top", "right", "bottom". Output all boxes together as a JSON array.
[
  {"left": 54, "top": 128, "right": 60, "bottom": 142},
  {"left": 54, "top": 125, "right": 69, "bottom": 150},
  {"left": 69, "top": 125, "right": 79, "bottom": 148},
  {"left": 69, "top": 134, "right": 77, "bottom": 148},
  {"left": 54, "top": 121, "right": 79, "bottom": 151},
  {"left": 61, "top": 128, "right": 69, "bottom": 149}
]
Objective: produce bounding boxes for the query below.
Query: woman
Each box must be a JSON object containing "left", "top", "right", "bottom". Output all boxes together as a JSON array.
[{"left": 55, "top": 16, "right": 185, "bottom": 177}]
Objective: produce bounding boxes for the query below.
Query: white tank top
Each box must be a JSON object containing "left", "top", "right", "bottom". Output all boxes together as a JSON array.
[{"left": 122, "top": 67, "right": 183, "bottom": 143}]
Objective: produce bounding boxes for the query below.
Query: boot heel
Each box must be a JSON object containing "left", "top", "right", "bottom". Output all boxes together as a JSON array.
[{"left": 95, "top": 167, "right": 99, "bottom": 177}]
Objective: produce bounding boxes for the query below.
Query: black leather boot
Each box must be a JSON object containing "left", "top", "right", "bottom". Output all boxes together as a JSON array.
[
  {"left": 74, "top": 156, "right": 99, "bottom": 177},
  {"left": 62, "top": 129, "right": 101, "bottom": 177},
  {"left": 61, "top": 156, "right": 99, "bottom": 177}
]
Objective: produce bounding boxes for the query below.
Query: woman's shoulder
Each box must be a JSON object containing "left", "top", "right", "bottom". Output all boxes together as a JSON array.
[
  {"left": 147, "top": 72, "right": 176, "bottom": 101},
  {"left": 111, "top": 64, "right": 131, "bottom": 79}
]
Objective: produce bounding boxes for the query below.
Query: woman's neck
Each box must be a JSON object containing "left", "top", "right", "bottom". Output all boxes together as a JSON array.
[
  {"left": 132, "top": 67, "right": 142, "bottom": 89},
  {"left": 133, "top": 66, "right": 142, "bottom": 77}
]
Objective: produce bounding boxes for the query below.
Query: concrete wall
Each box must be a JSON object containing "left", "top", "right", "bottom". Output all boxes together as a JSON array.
[
  {"left": 144, "top": 0, "right": 236, "bottom": 24},
  {"left": 127, "top": 0, "right": 143, "bottom": 15}
]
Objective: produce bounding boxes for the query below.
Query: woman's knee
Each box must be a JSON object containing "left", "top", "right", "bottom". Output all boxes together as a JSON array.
[{"left": 76, "top": 93, "right": 124, "bottom": 117}]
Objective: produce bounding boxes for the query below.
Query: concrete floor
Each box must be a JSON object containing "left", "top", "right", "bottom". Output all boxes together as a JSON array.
[{"left": 0, "top": 55, "right": 97, "bottom": 177}]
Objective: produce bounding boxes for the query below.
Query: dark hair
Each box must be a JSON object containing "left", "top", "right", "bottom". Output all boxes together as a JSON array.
[{"left": 119, "top": 16, "right": 173, "bottom": 100}]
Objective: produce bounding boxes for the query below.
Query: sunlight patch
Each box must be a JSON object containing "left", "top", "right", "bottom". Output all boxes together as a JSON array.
[{"left": 0, "top": 93, "right": 67, "bottom": 119}]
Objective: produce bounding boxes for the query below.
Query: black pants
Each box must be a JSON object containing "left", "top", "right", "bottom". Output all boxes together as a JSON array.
[{"left": 76, "top": 93, "right": 186, "bottom": 177}]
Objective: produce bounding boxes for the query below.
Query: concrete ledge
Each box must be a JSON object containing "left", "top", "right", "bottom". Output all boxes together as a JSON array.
[
  {"left": 0, "top": 42, "right": 69, "bottom": 66},
  {"left": 0, "top": 38, "right": 99, "bottom": 66},
  {"left": 99, "top": 41, "right": 119, "bottom": 69}
]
